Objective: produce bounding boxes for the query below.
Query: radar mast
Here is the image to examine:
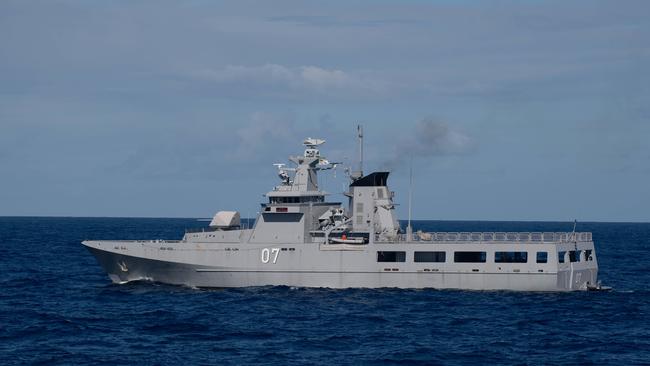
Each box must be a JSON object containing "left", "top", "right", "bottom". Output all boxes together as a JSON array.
[{"left": 351, "top": 125, "right": 364, "bottom": 181}]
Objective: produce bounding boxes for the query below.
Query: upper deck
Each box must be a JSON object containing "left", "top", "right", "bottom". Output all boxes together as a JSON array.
[{"left": 376, "top": 231, "right": 593, "bottom": 244}]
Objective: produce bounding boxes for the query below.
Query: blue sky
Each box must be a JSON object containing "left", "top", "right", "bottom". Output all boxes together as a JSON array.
[{"left": 1, "top": 0, "right": 649, "bottom": 221}]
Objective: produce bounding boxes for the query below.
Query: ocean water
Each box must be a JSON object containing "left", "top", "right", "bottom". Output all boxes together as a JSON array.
[{"left": 0, "top": 217, "right": 648, "bottom": 365}]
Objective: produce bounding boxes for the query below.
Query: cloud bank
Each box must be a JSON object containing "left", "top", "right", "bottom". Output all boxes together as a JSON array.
[{"left": 190, "top": 64, "right": 389, "bottom": 100}]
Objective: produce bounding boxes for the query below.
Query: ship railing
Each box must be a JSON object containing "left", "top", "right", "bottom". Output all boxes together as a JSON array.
[
  {"left": 184, "top": 226, "right": 250, "bottom": 234},
  {"left": 378, "top": 231, "right": 592, "bottom": 243}
]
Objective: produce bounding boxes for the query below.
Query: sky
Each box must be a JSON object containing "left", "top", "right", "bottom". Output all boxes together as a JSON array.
[{"left": 0, "top": 0, "right": 649, "bottom": 222}]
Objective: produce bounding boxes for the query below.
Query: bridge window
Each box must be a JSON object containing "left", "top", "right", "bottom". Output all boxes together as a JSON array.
[
  {"left": 414, "top": 251, "right": 446, "bottom": 263},
  {"left": 300, "top": 196, "right": 324, "bottom": 203},
  {"left": 585, "top": 249, "right": 593, "bottom": 261},
  {"left": 377, "top": 251, "right": 406, "bottom": 262},
  {"left": 454, "top": 251, "right": 486, "bottom": 263},
  {"left": 495, "top": 251, "right": 528, "bottom": 263},
  {"left": 558, "top": 251, "right": 566, "bottom": 263},
  {"left": 271, "top": 196, "right": 325, "bottom": 204},
  {"left": 536, "top": 252, "right": 548, "bottom": 263},
  {"left": 569, "top": 250, "right": 580, "bottom": 262}
]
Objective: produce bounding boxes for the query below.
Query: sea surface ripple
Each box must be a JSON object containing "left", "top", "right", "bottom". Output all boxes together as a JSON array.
[{"left": 0, "top": 217, "right": 648, "bottom": 365}]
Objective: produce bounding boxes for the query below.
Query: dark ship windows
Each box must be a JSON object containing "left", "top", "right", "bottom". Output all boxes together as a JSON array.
[
  {"left": 495, "top": 251, "right": 528, "bottom": 263},
  {"left": 536, "top": 252, "right": 548, "bottom": 263},
  {"left": 547, "top": 248, "right": 590, "bottom": 263},
  {"left": 377, "top": 251, "right": 406, "bottom": 262},
  {"left": 454, "top": 251, "right": 486, "bottom": 263},
  {"left": 269, "top": 196, "right": 324, "bottom": 204},
  {"left": 414, "top": 251, "right": 446, "bottom": 263},
  {"left": 298, "top": 196, "right": 324, "bottom": 203}
]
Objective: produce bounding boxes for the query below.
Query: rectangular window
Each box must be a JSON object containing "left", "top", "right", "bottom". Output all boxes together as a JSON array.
[
  {"left": 494, "top": 251, "right": 528, "bottom": 263},
  {"left": 585, "top": 249, "right": 593, "bottom": 261},
  {"left": 454, "top": 251, "right": 486, "bottom": 263},
  {"left": 356, "top": 203, "right": 364, "bottom": 213},
  {"left": 558, "top": 251, "right": 566, "bottom": 263},
  {"left": 414, "top": 251, "right": 446, "bottom": 263},
  {"left": 377, "top": 251, "right": 406, "bottom": 262},
  {"left": 536, "top": 252, "right": 548, "bottom": 263},
  {"left": 377, "top": 188, "right": 385, "bottom": 199},
  {"left": 569, "top": 250, "right": 580, "bottom": 263}
]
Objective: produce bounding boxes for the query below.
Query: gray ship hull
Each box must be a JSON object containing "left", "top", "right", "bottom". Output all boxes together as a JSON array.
[{"left": 84, "top": 240, "right": 598, "bottom": 291}]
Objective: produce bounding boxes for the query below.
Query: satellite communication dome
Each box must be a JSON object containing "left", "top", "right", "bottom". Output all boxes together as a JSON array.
[{"left": 209, "top": 211, "right": 241, "bottom": 228}]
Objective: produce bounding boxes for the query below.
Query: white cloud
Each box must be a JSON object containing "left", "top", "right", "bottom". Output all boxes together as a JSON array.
[
  {"left": 299, "top": 66, "right": 353, "bottom": 89},
  {"left": 191, "top": 64, "right": 389, "bottom": 100}
]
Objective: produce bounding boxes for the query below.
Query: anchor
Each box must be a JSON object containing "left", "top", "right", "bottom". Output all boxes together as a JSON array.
[{"left": 117, "top": 261, "right": 128, "bottom": 272}]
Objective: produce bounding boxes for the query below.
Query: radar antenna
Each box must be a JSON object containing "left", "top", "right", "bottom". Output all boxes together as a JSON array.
[
  {"left": 358, "top": 125, "right": 363, "bottom": 175},
  {"left": 273, "top": 163, "right": 292, "bottom": 185},
  {"left": 351, "top": 125, "right": 364, "bottom": 181},
  {"left": 406, "top": 156, "right": 414, "bottom": 241},
  {"left": 303, "top": 137, "right": 326, "bottom": 148},
  {"left": 303, "top": 137, "right": 326, "bottom": 159}
]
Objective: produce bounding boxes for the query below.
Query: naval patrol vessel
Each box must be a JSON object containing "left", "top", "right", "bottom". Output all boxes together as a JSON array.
[{"left": 83, "top": 129, "right": 599, "bottom": 291}]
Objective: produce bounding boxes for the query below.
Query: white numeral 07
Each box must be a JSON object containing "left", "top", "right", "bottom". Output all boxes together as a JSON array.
[{"left": 261, "top": 248, "right": 280, "bottom": 264}]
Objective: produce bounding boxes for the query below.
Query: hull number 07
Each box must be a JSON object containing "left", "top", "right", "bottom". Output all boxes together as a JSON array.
[{"left": 261, "top": 248, "right": 280, "bottom": 264}]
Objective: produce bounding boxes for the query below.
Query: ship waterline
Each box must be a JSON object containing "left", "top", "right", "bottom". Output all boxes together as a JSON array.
[{"left": 83, "top": 131, "right": 599, "bottom": 291}]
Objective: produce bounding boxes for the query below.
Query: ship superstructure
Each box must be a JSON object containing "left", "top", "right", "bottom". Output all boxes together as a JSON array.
[{"left": 83, "top": 131, "right": 599, "bottom": 291}]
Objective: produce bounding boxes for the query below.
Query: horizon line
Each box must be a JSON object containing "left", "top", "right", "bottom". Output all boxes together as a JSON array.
[{"left": 0, "top": 215, "right": 648, "bottom": 224}]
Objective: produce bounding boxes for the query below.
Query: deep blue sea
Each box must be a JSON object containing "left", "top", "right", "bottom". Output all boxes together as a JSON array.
[{"left": 0, "top": 217, "right": 648, "bottom": 365}]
